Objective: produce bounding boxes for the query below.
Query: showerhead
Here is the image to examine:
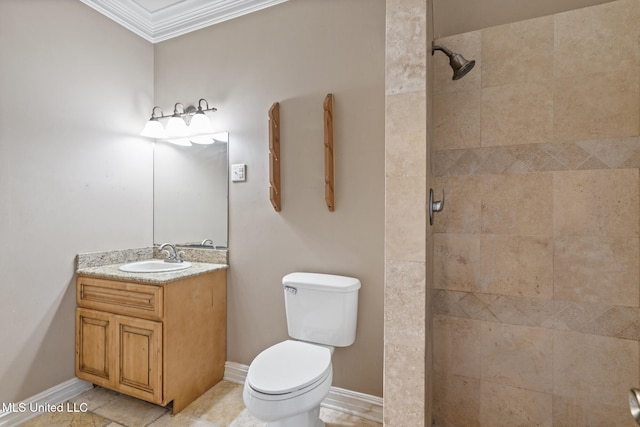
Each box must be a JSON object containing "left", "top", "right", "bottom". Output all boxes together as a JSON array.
[{"left": 432, "top": 43, "right": 476, "bottom": 80}]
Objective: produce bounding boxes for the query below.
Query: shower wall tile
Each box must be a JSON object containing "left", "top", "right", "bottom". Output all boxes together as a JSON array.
[
  {"left": 554, "top": 236, "right": 640, "bottom": 306},
  {"left": 481, "top": 16, "right": 554, "bottom": 88},
  {"left": 385, "top": 0, "right": 426, "bottom": 95},
  {"left": 385, "top": 91, "right": 427, "bottom": 177},
  {"left": 553, "top": 72, "right": 640, "bottom": 142},
  {"left": 577, "top": 137, "right": 640, "bottom": 168},
  {"left": 480, "top": 173, "right": 553, "bottom": 235},
  {"left": 433, "top": 31, "right": 481, "bottom": 95},
  {"left": 384, "top": 0, "right": 429, "bottom": 423},
  {"left": 553, "top": 331, "right": 639, "bottom": 407},
  {"left": 444, "top": 149, "right": 485, "bottom": 175},
  {"left": 383, "top": 344, "right": 426, "bottom": 425},
  {"left": 433, "top": 288, "right": 640, "bottom": 341},
  {"left": 478, "top": 382, "right": 552, "bottom": 427},
  {"left": 434, "top": 234, "right": 553, "bottom": 298},
  {"left": 433, "top": 89, "right": 481, "bottom": 150},
  {"left": 553, "top": 395, "right": 635, "bottom": 427},
  {"left": 554, "top": 0, "right": 640, "bottom": 78},
  {"left": 581, "top": 306, "right": 640, "bottom": 338},
  {"left": 544, "top": 142, "right": 591, "bottom": 170},
  {"left": 553, "top": 169, "right": 639, "bottom": 237},
  {"left": 433, "top": 175, "right": 482, "bottom": 233},
  {"left": 479, "top": 235, "right": 553, "bottom": 299},
  {"left": 384, "top": 259, "right": 426, "bottom": 345},
  {"left": 433, "top": 315, "right": 481, "bottom": 378},
  {"left": 385, "top": 176, "right": 426, "bottom": 262},
  {"left": 481, "top": 81, "right": 553, "bottom": 146},
  {"left": 433, "top": 233, "right": 480, "bottom": 293},
  {"left": 480, "top": 322, "right": 553, "bottom": 393},
  {"left": 432, "top": 137, "right": 640, "bottom": 177},
  {"left": 432, "top": 372, "right": 481, "bottom": 427}
]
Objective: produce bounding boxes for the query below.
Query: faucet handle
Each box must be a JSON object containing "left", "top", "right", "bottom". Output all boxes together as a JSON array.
[{"left": 176, "top": 251, "right": 185, "bottom": 262}]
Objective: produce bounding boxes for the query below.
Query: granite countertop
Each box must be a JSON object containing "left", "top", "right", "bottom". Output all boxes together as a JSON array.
[
  {"left": 77, "top": 262, "right": 228, "bottom": 284},
  {"left": 76, "top": 247, "right": 228, "bottom": 285}
]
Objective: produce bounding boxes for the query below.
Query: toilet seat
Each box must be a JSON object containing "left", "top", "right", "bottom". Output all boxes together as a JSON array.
[{"left": 246, "top": 340, "right": 332, "bottom": 396}]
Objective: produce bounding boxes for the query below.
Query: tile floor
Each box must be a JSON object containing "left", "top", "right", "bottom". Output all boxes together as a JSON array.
[{"left": 20, "top": 380, "right": 382, "bottom": 427}]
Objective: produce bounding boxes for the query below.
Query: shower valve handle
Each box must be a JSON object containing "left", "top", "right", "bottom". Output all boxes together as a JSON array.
[{"left": 429, "top": 188, "right": 445, "bottom": 226}]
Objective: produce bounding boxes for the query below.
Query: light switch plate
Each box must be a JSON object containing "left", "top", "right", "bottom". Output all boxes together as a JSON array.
[{"left": 231, "top": 164, "right": 246, "bottom": 182}]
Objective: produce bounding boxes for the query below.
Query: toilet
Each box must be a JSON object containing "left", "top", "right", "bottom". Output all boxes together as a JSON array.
[{"left": 243, "top": 272, "right": 361, "bottom": 427}]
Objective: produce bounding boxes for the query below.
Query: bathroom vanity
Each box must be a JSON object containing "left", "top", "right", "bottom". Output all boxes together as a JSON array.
[{"left": 75, "top": 262, "right": 227, "bottom": 413}]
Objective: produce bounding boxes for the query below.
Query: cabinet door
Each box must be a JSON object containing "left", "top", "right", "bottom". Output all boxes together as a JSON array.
[
  {"left": 76, "top": 308, "right": 115, "bottom": 389},
  {"left": 115, "top": 316, "right": 163, "bottom": 403}
]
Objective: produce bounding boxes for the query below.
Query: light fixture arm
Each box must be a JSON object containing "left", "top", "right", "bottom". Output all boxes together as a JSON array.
[
  {"left": 197, "top": 98, "right": 217, "bottom": 114},
  {"left": 145, "top": 99, "right": 217, "bottom": 120},
  {"left": 149, "top": 106, "right": 163, "bottom": 119},
  {"left": 172, "top": 103, "right": 185, "bottom": 117},
  {"left": 140, "top": 98, "right": 218, "bottom": 144}
]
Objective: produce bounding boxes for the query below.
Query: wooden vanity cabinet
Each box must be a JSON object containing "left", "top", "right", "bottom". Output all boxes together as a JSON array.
[{"left": 75, "top": 269, "right": 226, "bottom": 413}]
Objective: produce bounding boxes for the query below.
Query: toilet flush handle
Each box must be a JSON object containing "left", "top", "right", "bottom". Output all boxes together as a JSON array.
[{"left": 284, "top": 286, "right": 297, "bottom": 295}]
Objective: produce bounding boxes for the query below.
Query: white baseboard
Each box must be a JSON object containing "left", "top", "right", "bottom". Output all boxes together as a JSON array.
[
  {"left": 0, "top": 378, "right": 93, "bottom": 427},
  {"left": 0, "top": 364, "right": 383, "bottom": 426},
  {"left": 224, "top": 361, "right": 383, "bottom": 423}
]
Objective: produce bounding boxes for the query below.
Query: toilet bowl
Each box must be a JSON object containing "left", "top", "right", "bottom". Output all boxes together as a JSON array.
[
  {"left": 242, "top": 273, "right": 361, "bottom": 427},
  {"left": 243, "top": 340, "right": 333, "bottom": 427}
]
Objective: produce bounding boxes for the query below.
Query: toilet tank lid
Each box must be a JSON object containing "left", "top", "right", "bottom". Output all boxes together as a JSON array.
[{"left": 283, "top": 272, "right": 361, "bottom": 292}]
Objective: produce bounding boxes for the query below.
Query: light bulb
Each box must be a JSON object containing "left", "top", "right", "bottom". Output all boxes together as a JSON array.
[
  {"left": 189, "top": 112, "right": 214, "bottom": 134},
  {"left": 165, "top": 116, "right": 189, "bottom": 138},
  {"left": 140, "top": 119, "right": 166, "bottom": 138}
]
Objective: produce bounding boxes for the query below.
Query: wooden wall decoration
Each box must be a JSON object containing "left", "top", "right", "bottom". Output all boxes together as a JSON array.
[
  {"left": 323, "top": 94, "right": 335, "bottom": 212},
  {"left": 269, "top": 102, "right": 281, "bottom": 212}
]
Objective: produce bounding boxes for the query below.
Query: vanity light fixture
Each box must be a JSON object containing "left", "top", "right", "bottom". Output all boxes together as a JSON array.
[{"left": 140, "top": 98, "right": 218, "bottom": 145}]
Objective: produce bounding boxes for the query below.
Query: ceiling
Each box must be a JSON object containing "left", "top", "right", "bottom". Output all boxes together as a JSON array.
[
  {"left": 432, "top": 0, "right": 618, "bottom": 38},
  {"left": 79, "top": 0, "right": 288, "bottom": 43},
  {"left": 81, "top": 0, "right": 620, "bottom": 44}
]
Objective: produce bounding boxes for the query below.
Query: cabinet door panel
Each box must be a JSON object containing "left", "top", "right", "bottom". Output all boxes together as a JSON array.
[
  {"left": 76, "top": 308, "right": 115, "bottom": 389},
  {"left": 116, "top": 316, "right": 162, "bottom": 403}
]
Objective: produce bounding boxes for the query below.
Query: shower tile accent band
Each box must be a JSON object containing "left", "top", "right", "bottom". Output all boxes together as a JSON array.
[
  {"left": 433, "top": 136, "right": 640, "bottom": 177},
  {"left": 434, "top": 288, "right": 640, "bottom": 341}
]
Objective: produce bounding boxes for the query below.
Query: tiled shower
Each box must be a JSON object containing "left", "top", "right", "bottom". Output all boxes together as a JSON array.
[
  {"left": 432, "top": 0, "right": 640, "bottom": 425},
  {"left": 385, "top": 0, "right": 640, "bottom": 425}
]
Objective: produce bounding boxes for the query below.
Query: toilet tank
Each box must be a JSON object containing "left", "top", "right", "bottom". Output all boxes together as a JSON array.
[{"left": 283, "top": 272, "right": 361, "bottom": 347}]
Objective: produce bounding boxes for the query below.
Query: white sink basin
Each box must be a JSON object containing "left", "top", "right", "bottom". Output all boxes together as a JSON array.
[{"left": 118, "top": 260, "right": 192, "bottom": 273}]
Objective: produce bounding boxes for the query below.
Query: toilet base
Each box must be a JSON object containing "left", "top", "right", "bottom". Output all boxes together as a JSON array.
[{"left": 264, "top": 406, "right": 324, "bottom": 427}]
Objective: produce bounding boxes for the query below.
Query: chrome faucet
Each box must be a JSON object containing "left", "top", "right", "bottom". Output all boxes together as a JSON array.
[
  {"left": 201, "top": 239, "right": 214, "bottom": 246},
  {"left": 159, "top": 243, "right": 185, "bottom": 263}
]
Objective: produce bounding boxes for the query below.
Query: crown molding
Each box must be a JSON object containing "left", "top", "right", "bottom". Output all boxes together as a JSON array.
[{"left": 79, "top": 0, "right": 288, "bottom": 43}]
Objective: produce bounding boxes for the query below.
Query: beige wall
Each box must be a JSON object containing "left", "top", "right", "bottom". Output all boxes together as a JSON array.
[
  {"left": 0, "top": 0, "right": 384, "bottom": 403},
  {"left": 153, "top": 0, "right": 386, "bottom": 396},
  {"left": 431, "top": 0, "right": 640, "bottom": 425},
  {"left": 0, "top": 1, "right": 153, "bottom": 402}
]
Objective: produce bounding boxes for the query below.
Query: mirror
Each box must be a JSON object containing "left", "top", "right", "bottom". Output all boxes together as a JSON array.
[{"left": 153, "top": 132, "right": 228, "bottom": 248}]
